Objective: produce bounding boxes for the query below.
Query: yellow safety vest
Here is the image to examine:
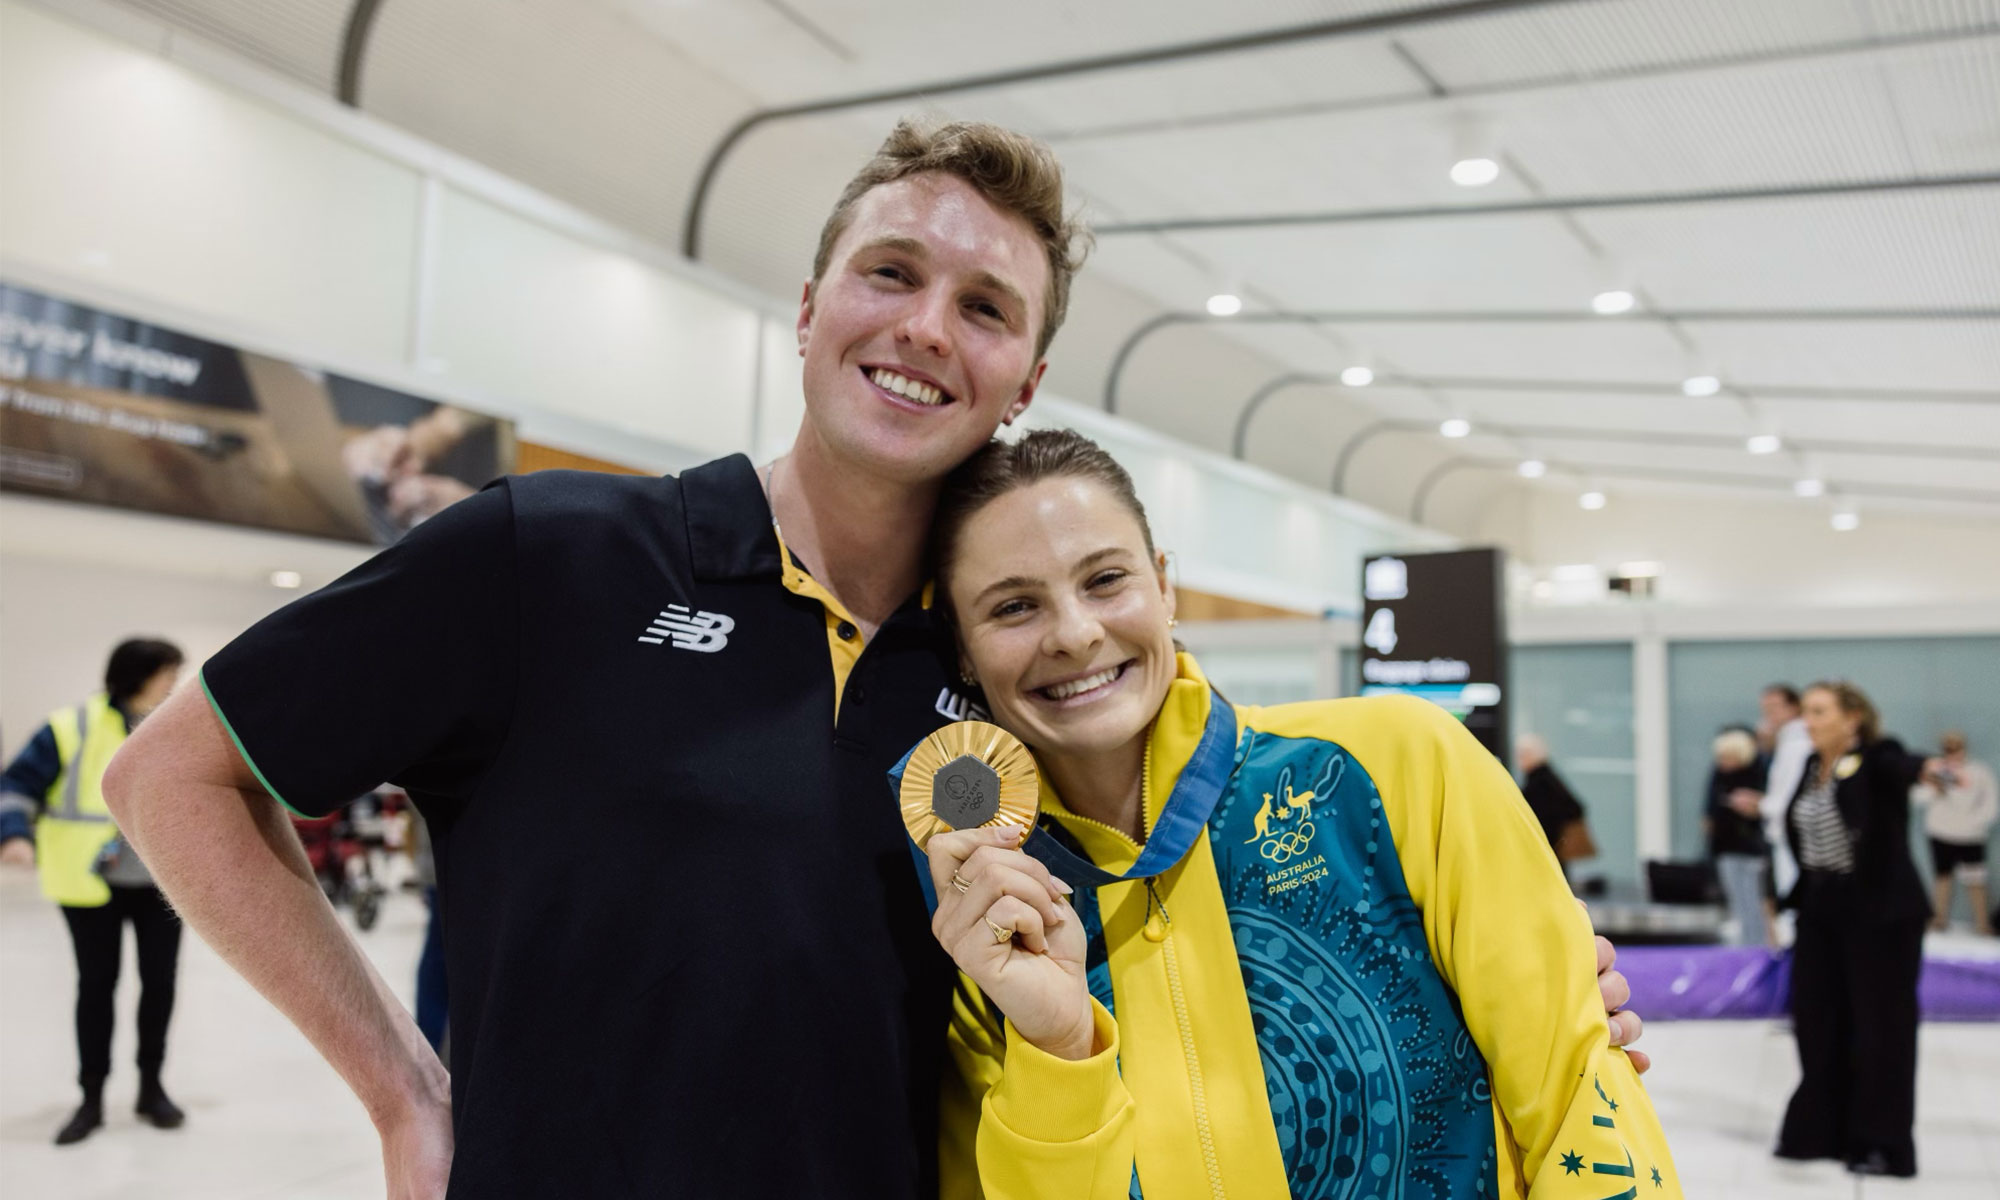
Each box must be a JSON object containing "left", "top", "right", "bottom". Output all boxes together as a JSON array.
[{"left": 36, "top": 694, "right": 127, "bottom": 908}]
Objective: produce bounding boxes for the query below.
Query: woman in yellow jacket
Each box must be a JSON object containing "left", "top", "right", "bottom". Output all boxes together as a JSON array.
[{"left": 903, "top": 430, "right": 1679, "bottom": 1199}]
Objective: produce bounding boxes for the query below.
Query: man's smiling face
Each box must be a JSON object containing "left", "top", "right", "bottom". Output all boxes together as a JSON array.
[{"left": 796, "top": 172, "right": 1049, "bottom": 486}]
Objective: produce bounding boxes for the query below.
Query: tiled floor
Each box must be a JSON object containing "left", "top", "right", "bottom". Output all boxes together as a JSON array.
[{"left": 3, "top": 866, "right": 1996, "bottom": 1198}]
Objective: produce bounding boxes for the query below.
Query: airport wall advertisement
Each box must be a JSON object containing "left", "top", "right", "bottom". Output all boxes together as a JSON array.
[{"left": 0, "top": 283, "right": 514, "bottom": 545}]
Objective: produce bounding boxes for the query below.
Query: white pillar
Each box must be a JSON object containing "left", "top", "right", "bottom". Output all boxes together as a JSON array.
[{"left": 1632, "top": 629, "right": 1671, "bottom": 865}]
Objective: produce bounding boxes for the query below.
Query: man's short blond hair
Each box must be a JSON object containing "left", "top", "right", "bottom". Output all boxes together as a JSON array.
[{"left": 812, "top": 120, "right": 1091, "bottom": 361}]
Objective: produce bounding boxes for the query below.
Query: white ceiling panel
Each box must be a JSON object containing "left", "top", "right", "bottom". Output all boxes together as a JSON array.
[
  {"left": 998, "top": 38, "right": 1425, "bottom": 140},
  {"left": 1495, "top": 54, "right": 1922, "bottom": 197},
  {"left": 1680, "top": 320, "right": 2000, "bottom": 390},
  {"left": 1148, "top": 214, "right": 1609, "bottom": 310},
  {"left": 1290, "top": 318, "right": 1695, "bottom": 380},
  {"left": 364, "top": 0, "right": 755, "bottom": 247},
  {"left": 613, "top": 0, "right": 1434, "bottom": 106},
  {"left": 87, "top": 0, "right": 2000, "bottom": 526},
  {"left": 113, "top": 0, "right": 347, "bottom": 92},
  {"left": 1571, "top": 190, "right": 2000, "bottom": 310},
  {"left": 1877, "top": 35, "right": 2000, "bottom": 175},
  {"left": 1437, "top": 390, "right": 1755, "bottom": 435},
  {"left": 1759, "top": 396, "right": 2000, "bottom": 443}
]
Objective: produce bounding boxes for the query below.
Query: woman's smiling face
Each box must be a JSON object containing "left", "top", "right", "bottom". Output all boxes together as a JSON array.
[{"left": 947, "top": 476, "right": 1177, "bottom": 763}]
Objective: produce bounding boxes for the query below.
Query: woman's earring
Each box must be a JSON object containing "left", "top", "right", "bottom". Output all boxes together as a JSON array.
[
  {"left": 960, "top": 671, "right": 978, "bottom": 688},
  {"left": 1168, "top": 617, "right": 1178, "bottom": 629}
]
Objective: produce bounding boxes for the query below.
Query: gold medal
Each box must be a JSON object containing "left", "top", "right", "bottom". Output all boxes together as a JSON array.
[{"left": 898, "top": 721, "right": 1040, "bottom": 849}]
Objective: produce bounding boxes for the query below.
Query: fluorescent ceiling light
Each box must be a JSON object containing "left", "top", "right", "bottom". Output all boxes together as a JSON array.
[
  {"left": 1746, "top": 434, "right": 1782, "bottom": 455},
  {"left": 1579, "top": 491, "right": 1607, "bottom": 510},
  {"left": 1591, "top": 290, "right": 1635, "bottom": 315},
  {"left": 1450, "top": 157, "right": 1500, "bottom": 187},
  {"left": 1205, "top": 293, "right": 1242, "bottom": 317},
  {"left": 1793, "top": 478, "right": 1825, "bottom": 498},
  {"left": 269, "top": 570, "right": 303, "bottom": 589},
  {"left": 1831, "top": 511, "right": 1860, "bottom": 532},
  {"left": 1439, "top": 418, "right": 1471, "bottom": 438},
  {"left": 1681, "top": 375, "right": 1721, "bottom": 397},
  {"left": 1517, "top": 459, "right": 1546, "bottom": 478},
  {"left": 1339, "top": 366, "right": 1374, "bottom": 387}
]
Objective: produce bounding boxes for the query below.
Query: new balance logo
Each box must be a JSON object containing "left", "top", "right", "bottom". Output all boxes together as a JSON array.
[{"left": 638, "top": 605, "right": 735, "bottom": 653}]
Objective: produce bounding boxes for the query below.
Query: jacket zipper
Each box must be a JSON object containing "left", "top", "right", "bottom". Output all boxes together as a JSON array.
[
  {"left": 1055, "top": 733, "right": 1227, "bottom": 1196},
  {"left": 1157, "top": 885, "right": 1226, "bottom": 1198}
]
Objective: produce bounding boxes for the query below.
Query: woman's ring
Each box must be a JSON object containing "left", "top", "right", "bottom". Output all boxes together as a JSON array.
[
  {"left": 951, "top": 871, "right": 972, "bottom": 894},
  {"left": 985, "top": 918, "right": 1014, "bottom": 945}
]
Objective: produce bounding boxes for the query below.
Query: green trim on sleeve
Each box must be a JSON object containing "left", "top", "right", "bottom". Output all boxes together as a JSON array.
[{"left": 199, "top": 667, "right": 310, "bottom": 819}]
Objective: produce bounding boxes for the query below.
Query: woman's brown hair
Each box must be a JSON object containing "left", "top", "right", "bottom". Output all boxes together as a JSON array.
[
  {"left": 931, "top": 429, "right": 1156, "bottom": 617},
  {"left": 1805, "top": 679, "right": 1881, "bottom": 746}
]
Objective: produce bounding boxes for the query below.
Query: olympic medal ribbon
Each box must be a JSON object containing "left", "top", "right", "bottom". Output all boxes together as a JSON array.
[{"left": 1021, "top": 691, "right": 1241, "bottom": 890}]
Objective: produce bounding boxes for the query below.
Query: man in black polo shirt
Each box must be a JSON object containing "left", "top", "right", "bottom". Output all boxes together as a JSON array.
[
  {"left": 105, "top": 120, "right": 1645, "bottom": 1198},
  {"left": 107, "top": 120, "right": 1075, "bottom": 1199}
]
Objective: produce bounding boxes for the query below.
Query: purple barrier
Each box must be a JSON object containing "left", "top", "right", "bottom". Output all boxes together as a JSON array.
[{"left": 1618, "top": 945, "right": 2000, "bottom": 1021}]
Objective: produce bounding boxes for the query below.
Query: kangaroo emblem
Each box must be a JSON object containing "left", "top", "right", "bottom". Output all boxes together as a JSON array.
[{"left": 1245, "top": 795, "right": 1276, "bottom": 843}]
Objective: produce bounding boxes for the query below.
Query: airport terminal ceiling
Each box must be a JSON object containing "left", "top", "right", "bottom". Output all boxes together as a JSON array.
[{"left": 95, "top": 0, "right": 2000, "bottom": 532}]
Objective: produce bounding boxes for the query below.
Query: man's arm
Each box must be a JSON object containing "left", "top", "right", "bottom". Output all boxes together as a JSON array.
[
  {"left": 0, "top": 723, "right": 60, "bottom": 851},
  {"left": 103, "top": 684, "right": 453, "bottom": 1199}
]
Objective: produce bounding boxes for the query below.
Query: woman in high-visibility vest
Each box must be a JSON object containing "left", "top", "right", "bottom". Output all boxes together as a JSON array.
[{"left": 1, "top": 638, "right": 187, "bottom": 1145}]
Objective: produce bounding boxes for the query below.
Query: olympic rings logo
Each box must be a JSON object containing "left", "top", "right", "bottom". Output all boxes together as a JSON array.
[{"left": 1260, "top": 821, "right": 1316, "bottom": 863}]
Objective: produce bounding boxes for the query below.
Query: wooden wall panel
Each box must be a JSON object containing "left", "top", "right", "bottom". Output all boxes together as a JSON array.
[
  {"left": 1176, "top": 588, "right": 1311, "bottom": 622},
  {"left": 515, "top": 441, "right": 649, "bottom": 476}
]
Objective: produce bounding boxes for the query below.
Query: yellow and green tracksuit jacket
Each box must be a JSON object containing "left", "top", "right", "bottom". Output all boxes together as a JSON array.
[{"left": 936, "top": 654, "right": 1680, "bottom": 1199}]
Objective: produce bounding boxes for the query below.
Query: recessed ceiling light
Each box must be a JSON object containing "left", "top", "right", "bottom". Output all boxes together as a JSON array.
[
  {"left": 1339, "top": 366, "right": 1374, "bottom": 387},
  {"left": 1450, "top": 157, "right": 1500, "bottom": 187},
  {"left": 1439, "top": 418, "right": 1471, "bottom": 438},
  {"left": 1681, "top": 375, "right": 1722, "bottom": 397},
  {"left": 1579, "top": 491, "right": 1607, "bottom": 510},
  {"left": 1746, "top": 434, "right": 1782, "bottom": 455},
  {"left": 1518, "top": 459, "right": 1547, "bottom": 478},
  {"left": 1831, "top": 511, "right": 1860, "bottom": 532},
  {"left": 269, "top": 570, "right": 303, "bottom": 589},
  {"left": 1793, "top": 478, "right": 1825, "bottom": 498},
  {"left": 1591, "top": 290, "right": 1636, "bottom": 315},
  {"left": 1205, "top": 293, "right": 1243, "bottom": 317}
]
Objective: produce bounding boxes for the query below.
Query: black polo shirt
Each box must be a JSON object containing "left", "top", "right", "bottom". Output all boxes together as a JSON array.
[{"left": 202, "top": 455, "right": 961, "bottom": 1198}]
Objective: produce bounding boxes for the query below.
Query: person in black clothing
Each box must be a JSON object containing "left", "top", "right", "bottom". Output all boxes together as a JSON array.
[
  {"left": 0, "top": 639, "right": 188, "bottom": 1145},
  {"left": 1517, "top": 733, "right": 1589, "bottom": 879},
  {"left": 1775, "top": 679, "right": 1947, "bottom": 1179},
  {"left": 1706, "top": 727, "right": 1771, "bottom": 946}
]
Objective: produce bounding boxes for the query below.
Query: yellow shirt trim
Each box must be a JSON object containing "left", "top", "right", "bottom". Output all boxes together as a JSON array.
[{"left": 770, "top": 527, "right": 935, "bottom": 722}]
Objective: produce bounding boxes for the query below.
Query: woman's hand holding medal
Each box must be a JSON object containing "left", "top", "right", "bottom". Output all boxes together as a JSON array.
[
  {"left": 898, "top": 722, "right": 1097, "bottom": 1061},
  {"left": 924, "top": 826, "right": 1095, "bottom": 1061}
]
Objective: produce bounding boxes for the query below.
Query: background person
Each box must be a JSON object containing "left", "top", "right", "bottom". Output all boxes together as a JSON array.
[
  {"left": 0, "top": 638, "right": 189, "bottom": 1145},
  {"left": 1912, "top": 729, "right": 1997, "bottom": 935},
  {"left": 1516, "top": 732, "right": 1593, "bottom": 883},
  {"left": 1706, "top": 727, "right": 1771, "bottom": 946},
  {"left": 1756, "top": 685, "right": 1812, "bottom": 906},
  {"left": 1774, "top": 680, "right": 1947, "bottom": 1179}
]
